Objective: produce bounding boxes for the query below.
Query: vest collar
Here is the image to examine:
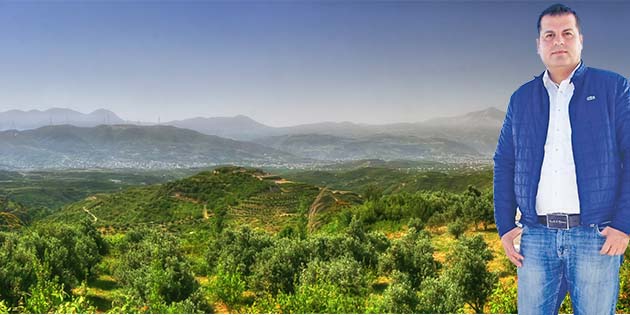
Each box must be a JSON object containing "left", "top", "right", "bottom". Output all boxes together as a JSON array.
[{"left": 535, "top": 60, "right": 587, "bottom": 84}]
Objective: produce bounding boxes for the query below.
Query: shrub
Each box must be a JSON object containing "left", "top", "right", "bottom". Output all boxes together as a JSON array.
[
  {"left": 444, "top": 235, "right": 498, "bottom": 313},
  {"left": 206, "top": 226, "right": 273, "bottom": 276},
  {"left": 21, "top": 266, "right": 95, "bottom": 314},
  {"left": 447, "top": 219, "right": 467, "bottom": 239},
  {"left": 277, "top": 282, "right": 365, "bottom": 313},
  {"left": 299, "top": 256, "right": 367, "bottom": 295},
  {"left": 0, "top": 220, "right": 105, "bottom": 309},
  {"left": 377, "top": 271, "right": 418, "bottom": 313},
  {"left": 250, "top": 237, "right": 310, "bottom": 295},
  {"left": 378, "top": 228, "right": 439, "bottom": 288},
  {"left": 617, "top": 251, "right": 630, "bottom": 313},
  {"left": 209, "top": 264, "right": 246, "bottom": 306},
  {"left": 487, "top": 277, "right": 517, "bottom": 314},
  {"left": 0, "top": 300, "right": 8, "bottom": 313},
  {"left": 416, "top": 276, "right": 464, "bottom": 313},
  {"left": 112, "top": 228, "right": 209, "bottom": 313}
]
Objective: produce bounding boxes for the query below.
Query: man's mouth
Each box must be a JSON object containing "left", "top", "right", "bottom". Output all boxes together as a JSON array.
[{"left": 552, "top": 50, "right": 568, "bottom": 55}]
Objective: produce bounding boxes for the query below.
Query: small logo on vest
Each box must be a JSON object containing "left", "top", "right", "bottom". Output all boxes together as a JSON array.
[{"left": 586, "top": 95, "right": 596, "bottom": 101}]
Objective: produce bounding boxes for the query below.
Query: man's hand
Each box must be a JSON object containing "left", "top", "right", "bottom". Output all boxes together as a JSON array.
[
  {"left": 599, "top": 226, "right": 630, "bottom": 256},
  {"left": 501, "top": 226, "right": 524, "bottom": 267}
]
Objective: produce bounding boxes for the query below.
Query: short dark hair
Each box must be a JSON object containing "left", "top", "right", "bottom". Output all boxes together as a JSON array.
[{"left": 537, "top": 3, "right": 581, "bottom": 34}]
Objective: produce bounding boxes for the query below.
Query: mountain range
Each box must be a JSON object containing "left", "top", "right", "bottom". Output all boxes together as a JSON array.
[
  {"left": 0, "top": 107, "right": 504, "bottom": 169},
  {"left": 0, "top": 124, "right": 308, "bottom": 170},
  {"left": 0, "top": 108, "right": 124, "bottom": 130}
]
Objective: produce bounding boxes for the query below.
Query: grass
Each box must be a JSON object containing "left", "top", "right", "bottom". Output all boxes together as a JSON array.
[
  {"left": 429, "top": 224, "right": 510, "bottom": 276},
  {"left": 86, "top": 275, "right": 120, "bottom": 312}
]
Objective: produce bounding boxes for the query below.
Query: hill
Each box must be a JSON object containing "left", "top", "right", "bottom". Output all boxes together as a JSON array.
[
  {"left": 280, "top": 166, "right": 493, "bottom": 195},
  {"left": 49, "top": 166, "right": 362, "bottom": 234},
  {"left": 256, "top": 134, "right": 481, "bottom": 161},
  {"left": 0, "top": 196, "right": 27, "bottom": 230},
  {"left": 0, "top": 169, "right": 187, "bottom": 213},
  {"left": 0, "top": 124, "right": 309, "bottom": 170}
]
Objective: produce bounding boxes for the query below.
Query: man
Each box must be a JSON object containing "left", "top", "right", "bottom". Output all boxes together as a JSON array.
[{"left": 494, "top": 3, "right": 630, "bottom": 315}]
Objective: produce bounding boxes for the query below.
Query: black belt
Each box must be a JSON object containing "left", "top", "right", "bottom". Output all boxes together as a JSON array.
[{"left": 538, "top": 213, "right": 580, "bottom": 229}]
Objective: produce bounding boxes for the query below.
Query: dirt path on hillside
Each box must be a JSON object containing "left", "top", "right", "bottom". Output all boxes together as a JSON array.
[{"left": 83, "top": 207, "right": 98, "bottom": 222}]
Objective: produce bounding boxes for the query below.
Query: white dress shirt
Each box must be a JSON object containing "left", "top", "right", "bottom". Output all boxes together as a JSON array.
[{"left": 535, "top": 63, "right": 581, "bottom": 215}]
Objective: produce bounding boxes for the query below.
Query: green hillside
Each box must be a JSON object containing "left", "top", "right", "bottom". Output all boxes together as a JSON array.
[
  {"left": 280, "top": 166, "right": 493, "bottom": 194},
  {"left": 49, "top": 166, "right": 362, "bottom": 234},
  {"left": 0, "top": 169, "right": 183, "bottom": 212},
  {"left": 0, "top": 196, "right": 27, "bottom": 231},
  {"left": 4, "top": 165, "right": 625, "bottom": 314}
]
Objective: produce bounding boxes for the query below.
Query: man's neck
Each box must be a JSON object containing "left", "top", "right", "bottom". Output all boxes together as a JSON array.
[{"left": 547, "top": 63, "right": 580, "bottom": 85}]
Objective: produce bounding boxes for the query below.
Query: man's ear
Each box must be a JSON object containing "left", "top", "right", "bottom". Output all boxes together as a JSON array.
[{"left": 536, "top": 38, "right": 540, "bottom": 55}]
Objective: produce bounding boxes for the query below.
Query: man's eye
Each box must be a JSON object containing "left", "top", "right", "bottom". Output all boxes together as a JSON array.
[
  {"left": 545, "top": 34, "right": 553, "bottom": 39},
  {"left": 564, "top": 32, "right": 574, "bottom": 37}
]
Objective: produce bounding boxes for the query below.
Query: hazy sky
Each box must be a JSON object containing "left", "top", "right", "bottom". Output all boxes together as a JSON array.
[{"left": 1, "top": 1, "right": 629, "bottom": 127}]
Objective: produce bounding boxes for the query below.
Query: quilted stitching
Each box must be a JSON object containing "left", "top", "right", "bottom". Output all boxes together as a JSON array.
[{"left": 494, "top": 63, "right": 630, "bottom": 236}]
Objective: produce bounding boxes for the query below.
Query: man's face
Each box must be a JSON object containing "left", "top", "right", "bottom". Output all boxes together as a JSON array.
[{"left": 536, "top": 13, "right": 583, "bottom": 71}]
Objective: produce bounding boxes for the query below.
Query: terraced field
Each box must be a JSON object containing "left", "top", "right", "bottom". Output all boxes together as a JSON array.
[{"left": 228, "top": 182, "right": 320, "bottom": 231}]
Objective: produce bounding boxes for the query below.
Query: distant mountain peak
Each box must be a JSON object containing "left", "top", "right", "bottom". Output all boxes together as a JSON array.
[
  {"left": 0, "top": 107, "right": 125, "bottom": 131},
  {"left": 89, "top": 108, "right": 117, "bottom": 115},
  {"left": 422, "top": 107, "right": 505, "bottom": 128},
  {"left": 464, "top": 107, "right": 505, "bottom": 118},
  {"left": 164, "top": 115, "right": 273, "bottom": 141}
]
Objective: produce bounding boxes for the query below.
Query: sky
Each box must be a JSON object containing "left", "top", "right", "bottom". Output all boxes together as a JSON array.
[{"left": 0, "top": 0, "right": 629, "bottom": 127}]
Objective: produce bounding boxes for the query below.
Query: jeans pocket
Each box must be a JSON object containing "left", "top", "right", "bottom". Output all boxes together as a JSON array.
[
  {"left": 594, "top": 223, "right": 609, "bottom": 238},
  {"left": 520, "top": 224, "right": 528, "bottom": 236}
]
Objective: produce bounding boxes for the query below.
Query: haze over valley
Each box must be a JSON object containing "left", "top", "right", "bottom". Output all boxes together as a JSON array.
[{"left": 0, "top": 107, "right": 502, "bottom": 170}]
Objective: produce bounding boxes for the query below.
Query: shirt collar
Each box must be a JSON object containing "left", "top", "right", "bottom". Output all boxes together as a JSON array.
[{"left": 543, "top": 61, "right": 582, "bottom": 89}]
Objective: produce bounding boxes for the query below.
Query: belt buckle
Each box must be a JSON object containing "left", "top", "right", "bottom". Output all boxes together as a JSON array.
[{"left": 547, "top": 213, "right": 570, "bottom": 230}]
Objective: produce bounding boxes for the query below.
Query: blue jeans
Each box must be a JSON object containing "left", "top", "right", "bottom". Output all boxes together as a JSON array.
[{"left": 517, "top": 223, "right": 623, "bottom": 315}]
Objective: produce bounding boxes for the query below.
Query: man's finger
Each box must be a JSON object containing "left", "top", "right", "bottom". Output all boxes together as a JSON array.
[
  {"left": 609, "top": 243, "right": 624, "bottom": 256},
  {"left": 513, "top": 250, "right": 524, "bottom": 261},
  {"left": 506, "top": 247, "right": 523, "bottom": 266},
  {"left": 510, "top": 254, "right": 523, "bottom": 267},
  {"left": 505, "top": 248, "right": 523, "bottom": 260},
  {"left": 600, "top": 240, "right": 612, "bottom": 255}
]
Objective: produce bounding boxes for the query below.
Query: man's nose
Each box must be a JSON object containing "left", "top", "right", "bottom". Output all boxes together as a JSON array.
[{"left": 554, "top": 37, "right": 565, "bottom": 46}]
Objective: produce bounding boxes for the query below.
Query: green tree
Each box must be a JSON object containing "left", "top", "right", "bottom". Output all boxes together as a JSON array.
[
  {"left": 206, "top": 226, "right": 273, "bottom": 276},
  {"left": 209, "top": 263, "right": 246, "bottom": 307},
  {"left": 444, "top": 235, "right": 498, "bottom": 313},
  {"left": 23, "top": 272, "right": 95, "bottom": 314},
  {"left": 377, "top": 271, "right": 418, "bottom": 313},
  {"left": 379, "top": 228, "right": 439, "bottom": 288},
  {"left": 0, "top": 231, "right": 38, "bottom": 305},
  {"left": 363, "top": 184, "right": 383, "bottom": 202},
  {"left": 250, "top": 237, "right": 310, "bottom": 295},
  {"left": 447, "top": 219, "right": 467, "bottom": 239},
  {"left": 299, "top": 256, "right": 367, "bottom": 295},
  {"left": 416, "top": 276, "right": 464, "bottom": 313},
  {"left": 112, "top": 228, "right": 209, "bottom": 313}
]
